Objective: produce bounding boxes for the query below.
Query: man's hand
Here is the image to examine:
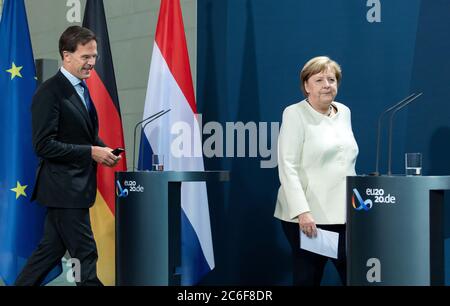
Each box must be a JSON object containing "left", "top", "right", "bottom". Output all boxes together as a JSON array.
[
  {"left": 298, "top": 212, "right": 318, "bottom": 238},
  {"left": 91, "top": 146, "right": 121, "bottom": 167}
]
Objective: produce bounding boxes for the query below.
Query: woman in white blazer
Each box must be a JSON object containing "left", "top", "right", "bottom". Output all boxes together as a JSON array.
[{"left": 275, "top": 56, "right": 358, "bottom": 286}]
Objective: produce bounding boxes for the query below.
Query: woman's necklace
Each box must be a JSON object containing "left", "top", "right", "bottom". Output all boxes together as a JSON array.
[
  {"left": 327, "top": 104, "right": 334, "bottom": 117},
  {"left": 306, "top": 98, "right": 334, "bottom": 117}
]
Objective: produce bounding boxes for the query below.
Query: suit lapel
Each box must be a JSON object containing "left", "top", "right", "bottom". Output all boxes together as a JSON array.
[{"left": 56, "top": 71, "right": 96, "bottom": 137}]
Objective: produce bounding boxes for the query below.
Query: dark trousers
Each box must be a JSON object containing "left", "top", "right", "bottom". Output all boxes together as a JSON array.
[
  {"left": 15, "top": 208, "right": 102, "bottom": 286},
  {"left": 281, "top": 220, "right": 346, "bottom": 286}
]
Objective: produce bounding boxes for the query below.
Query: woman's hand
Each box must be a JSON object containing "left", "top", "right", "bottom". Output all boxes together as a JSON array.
[{"left": 298, "top": 212, "right": 318, "bottom": 238}]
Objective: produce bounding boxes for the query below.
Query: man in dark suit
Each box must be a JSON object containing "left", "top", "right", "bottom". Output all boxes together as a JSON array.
[{"left": 15, "top": 26, "right": 121, "bottom": 286}]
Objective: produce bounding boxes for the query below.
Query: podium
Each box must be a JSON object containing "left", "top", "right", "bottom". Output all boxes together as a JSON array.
[
  {"left": 347, "top": 175, "right": 450, "bottom": 285},
  {"left": 115, "top": 170, "right": 230, "bottom": 286}
]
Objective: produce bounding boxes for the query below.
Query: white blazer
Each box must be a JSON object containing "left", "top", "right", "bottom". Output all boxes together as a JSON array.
[{"left": 274, "top": 100, "right": 359, "bottom": 224}]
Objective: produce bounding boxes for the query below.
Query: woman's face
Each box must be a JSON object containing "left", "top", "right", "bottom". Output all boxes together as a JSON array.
[{"left": 304, "top": 68, "right": 338, "bottom": 107}]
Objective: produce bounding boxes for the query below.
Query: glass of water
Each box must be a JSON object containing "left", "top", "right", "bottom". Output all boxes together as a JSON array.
[
  {"left": 405, "top": 153, "right": 422, "bottom": 176},
  {"left": 152, "top": 154, "right": 164, "bottom": 171}
]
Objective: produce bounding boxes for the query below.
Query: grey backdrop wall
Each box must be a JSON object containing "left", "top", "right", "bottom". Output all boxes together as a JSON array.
[{"left": 24, "top": 0, "right": 197, "bottom": 171}]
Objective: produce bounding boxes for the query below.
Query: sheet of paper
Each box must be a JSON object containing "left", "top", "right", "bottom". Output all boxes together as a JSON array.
[{"left": 299, "top": 228, "right": 339, "bottom": 259}]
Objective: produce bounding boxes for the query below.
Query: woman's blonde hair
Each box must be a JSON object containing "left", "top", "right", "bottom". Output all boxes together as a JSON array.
[{"left": 300, "top": 56, "right": 342, "bottom": 97}]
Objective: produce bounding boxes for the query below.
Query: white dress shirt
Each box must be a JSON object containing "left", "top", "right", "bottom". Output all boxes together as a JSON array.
[
  {"left": 274, "top": 100, "right": 359, "bottom": 224},
  {"left": 60, "top": 66, "right": 89, "bottom": 110}
]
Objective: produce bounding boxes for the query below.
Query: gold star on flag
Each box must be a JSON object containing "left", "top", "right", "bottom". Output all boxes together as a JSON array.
[
  {"left": 10, "top": 181, "right": 28, "bottom": 199},
  {"left": 6, "top": 62, "right": 23, "bottom": 80}
]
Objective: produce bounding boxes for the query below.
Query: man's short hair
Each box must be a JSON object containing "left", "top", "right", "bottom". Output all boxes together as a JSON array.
[{"left": 58, "top": 26, "right": 97, "bottom": 59}]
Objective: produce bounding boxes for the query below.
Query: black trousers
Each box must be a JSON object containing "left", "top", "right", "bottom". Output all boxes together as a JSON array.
[
  {"left": 281, "top": 220, "right": 346, "bottom": 286},
  {"left": 15, "top": 208, "right": 102, "bottom": 286}
]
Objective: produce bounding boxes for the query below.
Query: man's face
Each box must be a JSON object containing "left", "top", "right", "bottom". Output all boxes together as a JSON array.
[{"left": 62, "top": 40, "right": 98, "bottom": 79}]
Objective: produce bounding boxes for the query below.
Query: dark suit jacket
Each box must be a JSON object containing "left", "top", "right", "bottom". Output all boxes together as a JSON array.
[{"left": 31, "top": 71, "right": 105, "bottom": 208}]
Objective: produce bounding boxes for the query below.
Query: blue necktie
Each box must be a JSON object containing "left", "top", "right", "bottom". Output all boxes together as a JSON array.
[{"left": 79, "top": 81, "right": 96, "bottom": 123}]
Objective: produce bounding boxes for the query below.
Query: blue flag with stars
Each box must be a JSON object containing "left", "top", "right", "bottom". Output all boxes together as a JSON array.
[{"left": 0, "top": 0, "right": 61, "bottom": 285}]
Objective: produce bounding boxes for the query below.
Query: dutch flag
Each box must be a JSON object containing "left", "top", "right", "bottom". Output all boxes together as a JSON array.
[{"left": 138, "top": 0, "right": 214, "bottom": 285}]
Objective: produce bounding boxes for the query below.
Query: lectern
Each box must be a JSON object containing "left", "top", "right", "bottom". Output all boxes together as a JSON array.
[
  {"left": 347, "top": 175, "right": 450, "bottom": 285},
  {"left": 115, "top": 170, "right": 230, "bottom": 286}
]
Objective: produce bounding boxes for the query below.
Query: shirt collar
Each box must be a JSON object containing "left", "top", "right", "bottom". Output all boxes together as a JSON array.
[
  {"left": 60, "top": 66, "right": 83, "bottom": 87},
  {"left": 303, "top": 99, "right": 339, "bottom": 120}
]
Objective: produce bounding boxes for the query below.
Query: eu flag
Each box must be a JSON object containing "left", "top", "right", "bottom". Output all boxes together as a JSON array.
[{"left": 0, "top": 0, "right": 61, "bottom": 285}]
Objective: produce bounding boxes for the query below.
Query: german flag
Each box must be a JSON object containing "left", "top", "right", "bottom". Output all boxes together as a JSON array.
[{"left": 83, "top": 0, "right": 127, "bottom": 286}]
